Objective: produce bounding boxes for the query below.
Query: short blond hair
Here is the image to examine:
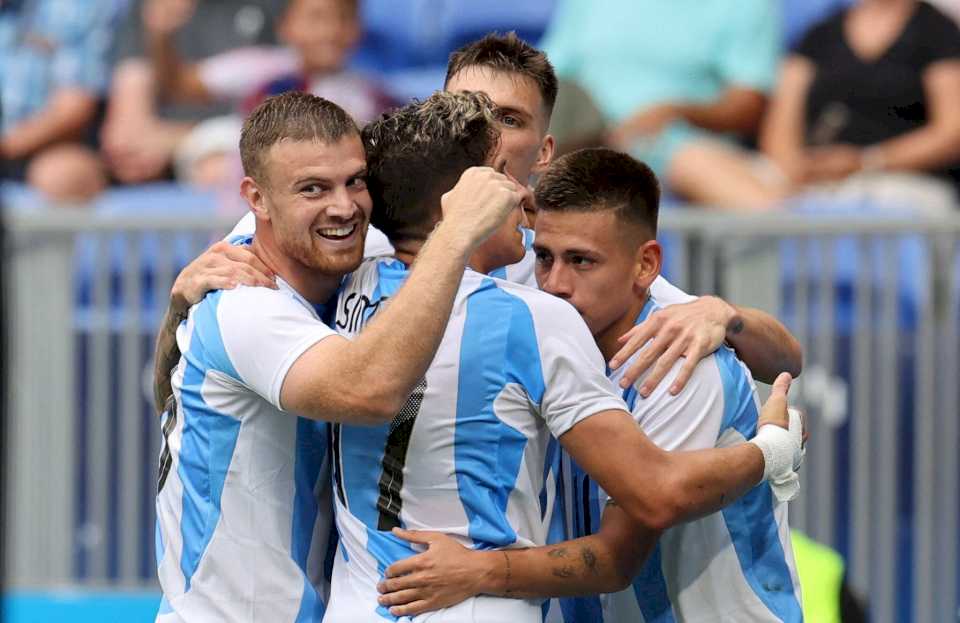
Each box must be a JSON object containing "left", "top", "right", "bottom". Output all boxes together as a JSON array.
[{"left": 240, "top": 91, "right": 358, "bottom": 184}]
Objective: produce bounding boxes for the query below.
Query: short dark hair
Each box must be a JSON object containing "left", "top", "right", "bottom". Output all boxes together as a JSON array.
[
  {"left": 362, "top": 91, "right": 500, "bottom": 243},
  {"left": 445, "top": 32, "right": 558, "bottom": 113},
  {"left": 240, "top": 91, "right": 358, "bottom": 184},
  {"left": 535, "top": 148, "right": 660, "bottom": 236}
]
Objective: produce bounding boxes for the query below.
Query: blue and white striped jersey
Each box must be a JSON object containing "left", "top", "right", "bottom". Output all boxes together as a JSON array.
[
  {"left": 556, "top": 296, "right": 803, "bottom": 623},
  {"left": 325, "top": 258, "right": 629, "bottom": 622},
  {"left": 156, "top": 277, "right": 337, "bottom": 622}
]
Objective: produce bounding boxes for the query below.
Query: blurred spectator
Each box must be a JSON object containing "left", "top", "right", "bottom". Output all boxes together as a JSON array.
[
  {"left": 760, "top": 0, "right": 960, "bottom": 211},
  {"left": 141, "top": 0, "right": 391, "bottom": 192},
  {"left": 0, "top": 0, "right": 123, "bottom": 203},
  {"left": 146, "top": 0, "right": 392, "bottom": 122},
  {"left": 540, "top": 0, "right": 783, "bottom": 209},
  {"left": 99, "top": 0, "right": 284, "bottom": 188}
]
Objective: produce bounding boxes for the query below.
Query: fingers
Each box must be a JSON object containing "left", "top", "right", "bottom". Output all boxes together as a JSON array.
[
  {"left": 770, "top": 372, "right": 793, "bottom": 398},
  {"left": 383, "top": 554, "right": 422, "bottom": 579},
  {"left": 638, "top": 336, "right": 686, "bottom": 398},
  {"left": 616, "top": 329, "right": 671, "bottom": 390},
  {"left": 391, "top": 527, "right": 437, "bottom": 546},
  {"left": 378, "top": 572, "right": 425, "bottom": 593},
  {"left": 378, "top": 588, "right": 426, "bottom": 608},
  {"left": 388, "top": 599, "right": 433, "bottom": 618},
  {"left": 759, "top": 372, "right": 792, "bottom": 429},
  {"left": 609, "top": 316, "right": 661, "bottom": 369},
  {"left": 669, "top": 349, "right": 700, "bottom": 396}
]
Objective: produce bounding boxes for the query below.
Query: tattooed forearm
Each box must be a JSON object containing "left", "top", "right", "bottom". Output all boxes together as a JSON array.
[
  {"left": 552, "top": 566, "right": 576, "bottom": 578},
  {"left": 580, "top": 546, "right": 599, "bottom": 576},
  {"left": 153, "top": 304, "right": 187, "bottom": 415}
]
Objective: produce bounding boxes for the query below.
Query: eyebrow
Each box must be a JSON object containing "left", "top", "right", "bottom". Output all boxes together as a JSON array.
[
  {"left": 293, "top": 167, "right": 367, "bottom": 187},
  {"left": 495, "top": 106, "right": 532, "bottom": 120}
]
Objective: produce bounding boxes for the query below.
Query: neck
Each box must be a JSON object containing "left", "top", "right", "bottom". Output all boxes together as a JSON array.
[
  {"left": 250, "top": 235, "right": 341, "bottom": 305},
  {"left": 595, "top": 291, "right": 650, "bottom": 362},
  {"left": 391, "top": 237, "right": 423, "bottom": 268},
  {"left": 467, "top": 247, "right": 496, "bottom": 275}
]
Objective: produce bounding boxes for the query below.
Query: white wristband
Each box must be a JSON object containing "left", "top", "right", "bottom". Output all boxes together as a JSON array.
[
  {"left": 748, "top": 408, "right": 805, "bottom": 502},
  {"left": 750, "top": 407, "right": 804, "bottom": 480},
  {"left": 750, "top": 424, "right": 796, "bottom": 482}
]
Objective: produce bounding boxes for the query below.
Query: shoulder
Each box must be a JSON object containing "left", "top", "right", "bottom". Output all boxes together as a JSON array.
[
  {"left": 794, "top": 8, "right": 846, "bottom": 55},
  {"left": 649, "top": 275, "right": 697, "bottom": 306},
  {"left": 914, "top": 2, "right": 960, "bottom": 45}
]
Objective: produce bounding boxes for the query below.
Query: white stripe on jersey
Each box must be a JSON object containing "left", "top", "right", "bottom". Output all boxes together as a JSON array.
[
  {"left": 156, "top": 279, "right": 336, "bottom": 622},
  {"left": 326, "top": 258, "right": 628, "bottom": 623}
]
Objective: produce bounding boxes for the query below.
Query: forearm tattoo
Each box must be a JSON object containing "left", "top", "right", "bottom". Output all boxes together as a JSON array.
[{"left": 153, "top": 306, "right": 187, "bottom": 415}]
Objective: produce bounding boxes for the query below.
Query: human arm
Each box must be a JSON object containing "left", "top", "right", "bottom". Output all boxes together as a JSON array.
[
  {"left": 609, "top": 295, "right": 802, "bottom": 396},
  {"left": 606, "top": 88, "right": 768, "bottom": 150},
  {"left": 376, "top": 373, "right": 798, "bottom": 615},
  {"left": 850, "top": 60, "right": 960, "bottom": 173},
  {"left": 0, "top": 89, "right": 98, "bottom": 159},
  {"left": 151, "top": 240, "right": 277, "bottom": 413},
  {"left": 278, "top": 167, "right": 522, "bottom": 424},
  {"left": 759, "top": 56, "right": 816, "bottom": 184},
  {"left": 561, "top": 372, "right": 796, "bottom": 531},
  {"left": 374, "top": 503, "right": 654, "bottom": 616},
  {"left": 142, "top": 0, "right": 212, "bottom": 105}
]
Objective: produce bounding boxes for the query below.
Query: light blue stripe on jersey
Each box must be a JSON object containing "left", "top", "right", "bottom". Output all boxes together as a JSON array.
[
  {"left": 632, "top": 543, "right": 676, "bottom": 623},
  {"left": 456, "top": 278, "right": 545, "bottom": 548},
  {"left": 177, "top": 290, "right": 243, "bottom": 592},
  {"left": 292, "top": 418, "right": 329, "bottom": 622},
  {"left": 715, "top": 348, "right": 803, "bottom": 622}
]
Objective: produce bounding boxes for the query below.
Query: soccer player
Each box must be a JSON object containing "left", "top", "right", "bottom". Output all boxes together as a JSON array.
[
  {"left": 154, "top": 92, "right": 524, "bottom": 621},
  {"left": 323, "top": 90, "right": 803, "bottom": 623},
  {"left": 377, "top": 149, "right": 803, "bottom": 622},
  {"left": 154, "top": 33, "right": 802, "bottom": 414}
]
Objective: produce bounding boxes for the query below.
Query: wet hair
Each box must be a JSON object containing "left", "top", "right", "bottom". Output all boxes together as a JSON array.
[
  {"left": 445, "top": 32, "right": 558, "bottom": 113},
  {"left": 240, "top": 91, "right": 358, "bottom": 185},
  {"left": 535, "top": 148, "right": 660, "bottom": 236},
  {"left": 362, "top": 91, "right": 500, "bottom": 243}
]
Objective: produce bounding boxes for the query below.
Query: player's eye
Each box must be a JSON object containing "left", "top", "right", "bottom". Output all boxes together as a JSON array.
[
  {"left": 534, "top": 250, "right": 553, "bottom": 266},
  {"left": 349, "top": 176, "right": 368, "bottom": 190},
  {"left": 570, "top": 255, "right": 595, "bottom": 267},
  {"left": 496, "top": 111, "right": 523, "bottom": 128},
  {"left": 301, "top": 183, "right": 327, "bottom": 196}
]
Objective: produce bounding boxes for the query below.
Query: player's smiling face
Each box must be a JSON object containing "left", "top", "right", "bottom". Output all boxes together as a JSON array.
[
  {"left": 260, "top": 134, "right": 371, "bottom": 277},
  {"left": 533, "top": 209, "right": 641, "bottom": 337}
]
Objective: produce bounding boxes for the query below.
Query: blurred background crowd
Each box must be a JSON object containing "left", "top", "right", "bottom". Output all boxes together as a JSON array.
[{"left": 2, "top": 0, "right": 959, "bottom": 215}]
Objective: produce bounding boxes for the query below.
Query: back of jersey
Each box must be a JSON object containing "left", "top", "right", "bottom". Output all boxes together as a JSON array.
[{"left": 325, "top": 258, "right": 626, "bottom": 623}]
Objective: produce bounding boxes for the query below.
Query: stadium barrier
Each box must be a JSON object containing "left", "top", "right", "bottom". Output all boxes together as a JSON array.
[{"left": 4, "top": 208, "right": 959, "bottom": 623}]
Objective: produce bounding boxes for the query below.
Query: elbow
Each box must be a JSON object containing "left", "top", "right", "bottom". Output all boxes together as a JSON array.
[
  {"left": 341, "top": 391, "right": 400, "bottom": 426},
  {"left": 619, "top": 493, "right": 682, "bottom": 534}
]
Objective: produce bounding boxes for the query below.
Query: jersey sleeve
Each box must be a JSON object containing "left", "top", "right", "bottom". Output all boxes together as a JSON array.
[
  {"left": 531, "top": 297, "right": 630, "bottom": 438},
  {"left": 214, "top": 286, "right": 338, "bottom": 409}
]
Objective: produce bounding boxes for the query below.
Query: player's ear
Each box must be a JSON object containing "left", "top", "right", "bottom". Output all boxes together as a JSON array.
[
  {"left": 531, "top": 134, "right": 555, "bottom": 175},
  {"left": 633, "top": 239, "right": 661, "bottom": 294},
  {"left": 241, "top": 177, "right": 270, "bottom": 222}
]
